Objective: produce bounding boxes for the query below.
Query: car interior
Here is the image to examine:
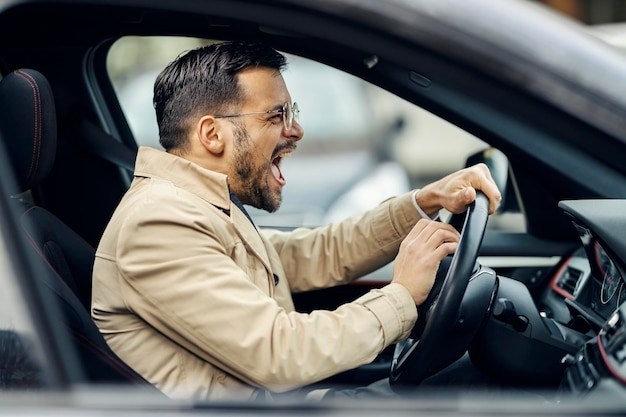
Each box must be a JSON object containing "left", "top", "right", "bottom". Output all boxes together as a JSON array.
[
  {"left": 0, "top": 0, "right": 625, "bottom": 410},
  {"left": 0, "top": 67, "right": 160, "bottom": 389}
]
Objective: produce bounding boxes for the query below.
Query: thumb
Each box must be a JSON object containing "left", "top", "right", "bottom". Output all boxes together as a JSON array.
[{"left": 462, "top": 187, "right": 476, "bottom": 204}]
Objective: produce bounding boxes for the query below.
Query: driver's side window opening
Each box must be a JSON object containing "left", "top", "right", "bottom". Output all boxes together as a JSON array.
[{"left": 107, "top": 36, "right": 525, "bottom": 233}]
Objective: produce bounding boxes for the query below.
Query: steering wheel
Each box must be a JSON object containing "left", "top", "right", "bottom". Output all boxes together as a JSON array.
[{"left": 389, "top": 191, "right": 490, "bottom": 386}]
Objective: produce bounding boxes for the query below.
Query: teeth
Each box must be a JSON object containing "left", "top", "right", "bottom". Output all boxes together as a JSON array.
[{"left": 273, "top": 151, "right": 292, "bottom": 162}]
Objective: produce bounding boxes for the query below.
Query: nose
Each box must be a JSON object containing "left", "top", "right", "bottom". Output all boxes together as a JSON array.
[{"left": 284, "top": 118, "right": 304, "bottom": 142}]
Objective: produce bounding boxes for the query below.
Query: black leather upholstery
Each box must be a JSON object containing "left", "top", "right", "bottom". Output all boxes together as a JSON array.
[
  {"left": 0, "top": 69, "right": 57, "bottom": 194},
  {"left": 0, "top": 68, "right": 157, "bottom": 388}
]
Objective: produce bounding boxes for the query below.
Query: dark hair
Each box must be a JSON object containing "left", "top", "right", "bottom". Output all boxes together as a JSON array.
[{"left": 153, "top": 41, "right": 287, "bottom": 150}]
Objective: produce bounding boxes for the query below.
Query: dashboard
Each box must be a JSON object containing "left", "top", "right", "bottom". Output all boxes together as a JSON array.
[
  {"left": 551, "top": 246, "right": 626, "bottom": 328},
  {"left": 590, "top": 243, "right": 626, "bottom": 319},
  {"left": 552, "top": 202, "right": 626, "bottom": 328},
  {"left": 554, "top": 200, "right": 626, "bottom": 397}
]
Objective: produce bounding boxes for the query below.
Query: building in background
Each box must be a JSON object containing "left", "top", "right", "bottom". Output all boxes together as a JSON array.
[{"left": 538, "top": 0, "right": 626, "bottom": 23}]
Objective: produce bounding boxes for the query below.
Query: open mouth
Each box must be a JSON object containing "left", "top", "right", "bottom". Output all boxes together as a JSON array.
[{"left": 270, "top": 150, "right": 292, "bottom": 186}]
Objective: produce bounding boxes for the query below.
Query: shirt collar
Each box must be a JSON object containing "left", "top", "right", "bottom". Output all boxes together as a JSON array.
[{"left": 230, "top": 192, "right": 256, "bottom": 227}]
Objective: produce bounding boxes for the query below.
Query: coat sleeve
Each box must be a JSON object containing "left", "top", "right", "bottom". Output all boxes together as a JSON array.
[
  {"left": 114, "top": 190, "right": 417, "bottom": 393},
  {"left": 262, "top": 192, "right": 423, "bottom": 292}
]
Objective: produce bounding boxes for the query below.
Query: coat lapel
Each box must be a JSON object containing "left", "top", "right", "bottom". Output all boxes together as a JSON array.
[{"left": 230, "top": 203, "right": 272, "bottom": 273}]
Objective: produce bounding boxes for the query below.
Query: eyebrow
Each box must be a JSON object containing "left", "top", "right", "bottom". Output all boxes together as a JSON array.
[{"left": 268, "top": 103, "right": 284, "bottom": 112}]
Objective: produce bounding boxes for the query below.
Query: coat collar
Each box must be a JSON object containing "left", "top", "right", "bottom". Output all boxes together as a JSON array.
[
  {"left": 133, "top": 146, "right": 272, "bottom": 271},
  {"left": 134, "top": 146, "right": 231, "bottom": 212}
]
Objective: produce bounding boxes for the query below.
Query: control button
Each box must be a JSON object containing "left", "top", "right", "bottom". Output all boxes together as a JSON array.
[{"left": 492, "top": 298, "right": 529, "bottom": 332}]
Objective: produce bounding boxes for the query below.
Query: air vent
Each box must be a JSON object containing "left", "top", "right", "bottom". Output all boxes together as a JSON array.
[{"left": 557, "top": 266, "right": 583, "bottom": 295}]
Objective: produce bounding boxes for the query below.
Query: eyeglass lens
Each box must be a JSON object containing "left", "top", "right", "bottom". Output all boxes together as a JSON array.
[{"left": 284, "top": 102, "right": 299, "bottom": 130}]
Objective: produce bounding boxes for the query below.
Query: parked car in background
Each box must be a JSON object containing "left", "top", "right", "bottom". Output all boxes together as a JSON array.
[{"left": 0, "top": 0, "right": 626, "bottom": 415}]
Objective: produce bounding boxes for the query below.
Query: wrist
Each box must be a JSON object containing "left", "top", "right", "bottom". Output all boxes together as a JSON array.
[{"left": 413, "top": 187, "right": 442, "bottom": 219}]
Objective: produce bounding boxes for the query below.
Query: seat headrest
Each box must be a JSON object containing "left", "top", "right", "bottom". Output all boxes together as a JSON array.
[{"left": 0, "top": 69, "right": 57, "bottom": 194}]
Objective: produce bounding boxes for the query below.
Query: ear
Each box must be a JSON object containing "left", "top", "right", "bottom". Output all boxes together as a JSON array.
[{"left": 197, "top": 115, "right": 224, "bottom": 155}]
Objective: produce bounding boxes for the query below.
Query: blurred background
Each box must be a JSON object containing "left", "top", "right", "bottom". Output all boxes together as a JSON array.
[
  {"left": 536, "top": 0, "right": 626, "bottom": 23},
  {"left": 106, "top": 0, "right": 626, "bottom": 230}
]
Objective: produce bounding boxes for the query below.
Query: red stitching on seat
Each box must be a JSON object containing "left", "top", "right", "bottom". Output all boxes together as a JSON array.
[
  {"left": 69, "top": 329, "right": 148, "bottom": 384},
  {"left": 20, "top": 205, "right": 95, "bottom": 253},
  {"left": 14, "top": 69, "right": 42, "bottom": 189},
  {"left": 18, "top": 207, "right": 148, "bottom": 385},
  {"left": 19, "top": 206, "right": 73, "bottom": 290}
]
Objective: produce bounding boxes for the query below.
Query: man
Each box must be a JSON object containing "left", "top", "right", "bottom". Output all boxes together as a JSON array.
[{"left": 92, "top": 41, "right": 501, "bottom": 401}]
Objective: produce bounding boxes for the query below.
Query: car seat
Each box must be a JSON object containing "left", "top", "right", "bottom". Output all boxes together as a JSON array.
[{"left": 0, "top": 68, "right": 158, "bottom": 388}]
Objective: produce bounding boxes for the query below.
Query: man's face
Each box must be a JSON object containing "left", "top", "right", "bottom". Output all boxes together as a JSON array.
[{"left": 226, "top": 68, "right": 304, "bottom": 212}]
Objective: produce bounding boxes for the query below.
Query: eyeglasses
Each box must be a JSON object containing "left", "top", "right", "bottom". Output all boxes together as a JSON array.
[
  {"left": 214, "top": 102, "right": 299, "bottom": 131},
  {"left": 214, "top": 102, "right": 300, "bottom": 131}
]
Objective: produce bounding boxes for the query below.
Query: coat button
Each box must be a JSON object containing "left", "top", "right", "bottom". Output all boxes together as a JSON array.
[{"left": 273, "top": 274, "right": 279, "bottom": 285}]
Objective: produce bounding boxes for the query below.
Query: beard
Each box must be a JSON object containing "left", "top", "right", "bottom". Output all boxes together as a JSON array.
[{"left": 230, "top": 122, "right": 282, "bottom": 213}]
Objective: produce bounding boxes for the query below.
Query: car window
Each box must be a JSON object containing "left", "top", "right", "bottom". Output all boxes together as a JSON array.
[
  {"left": 108, "top": 36, "right": 525, "bottom": 232},
  {"left": 0, "top": 215, "right": 46, "bottom": 390}
]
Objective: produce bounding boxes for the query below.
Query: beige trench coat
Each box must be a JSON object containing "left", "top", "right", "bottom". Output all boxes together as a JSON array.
[{"left": 92, "top": 147, "right": 420, "bottom": 400}]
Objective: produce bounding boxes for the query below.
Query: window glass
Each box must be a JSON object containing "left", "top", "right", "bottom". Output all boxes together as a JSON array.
[
  {"left": 0, "top": 226, "right": 45, "bottom": 390},
  {"left": 108, "top": 36, "right": 525, "bottom": 232}
]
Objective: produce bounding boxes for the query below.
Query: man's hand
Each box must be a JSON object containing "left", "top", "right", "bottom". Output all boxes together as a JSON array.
[
  {"left": 415, "top": 163, "right": 502, "bottom": 217},
  {"left": 392, "top": 219, "right": 459, "bottom": 305}
]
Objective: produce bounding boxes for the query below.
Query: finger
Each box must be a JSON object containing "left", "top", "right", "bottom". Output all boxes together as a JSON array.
[
  {"left": 434, "top": 240, "right": 459, "bottom": 258},
  {"left": 423, "top": 226, "right": 460, "bottom": 251},
  {"left": 480, "top": 186, "right": 502, "bottom": 214},
  {"left": 447, "top": 187, "right": 475, "bottom": 215},
  {"left": 407, "top": 221, "right": 459, "bottom": 252},
  {"left": 466, "top": 184, "right": 501, "bottom": 215},
  {"left": 400, "top": 226, "right": 439, "bottom": 257},
  {"left": 410, "top": 218, "right": 459, "bottom": 238},
  {"left": 475, "top": 164, "right": 503, "bottom": 214},
  {"left": 462, "top": 165, "right": 502, "bottom": 215},
  {"left": 477, "top": 176, "right": 502, "bottom": 214}
]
